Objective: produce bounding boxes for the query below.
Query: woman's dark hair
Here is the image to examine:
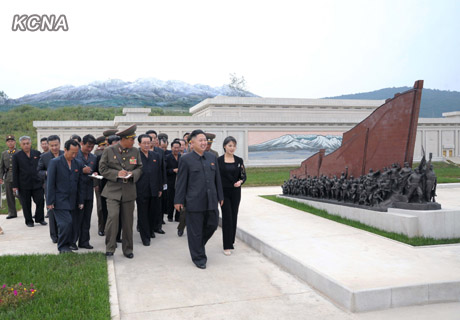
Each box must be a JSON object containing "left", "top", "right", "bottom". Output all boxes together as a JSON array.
[
  {"left": 223, "top": 136, "right": 237, "bottom": 153},
  {"left": 64, "top": 139, "right": 79, "bottom": 150}
]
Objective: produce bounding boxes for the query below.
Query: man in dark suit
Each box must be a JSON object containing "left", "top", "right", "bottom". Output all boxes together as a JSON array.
[
  {"left": 166, "top": 140, "right": 181, "bottom": 222},
  {"left": 47, "top": 139, "right": 84, "bottom": 253},
  {"left": 136, "top": 134, "right": 162, "bottom": 246},
  {"left": 146, "top": 130, "right": 167, "bottom": 234},
  {"left": 73, "top": 134, "right": 97, "bottom": 250},
  {"left": 37, "top": 135, "right": 63, "bottom": 242},
  {"left": 174, "top": 129, "right": 224, "bottom": 269},
  {"left": 12, "top": 136, "right": 46, "bottom": 227}
]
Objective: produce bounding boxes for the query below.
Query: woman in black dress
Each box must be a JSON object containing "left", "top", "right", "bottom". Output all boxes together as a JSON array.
[{"left": 217, "top": 136, "right": 246, "bottom": 256}]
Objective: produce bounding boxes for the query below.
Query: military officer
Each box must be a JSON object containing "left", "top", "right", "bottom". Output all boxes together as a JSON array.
[
  {"left": 99, "top": 125, "right": 142, "bottom": 258},
  {"left": 205, "top": 132, "right": 219, "bottom": 158},
  {"left": 174, "top": 129, "right": 224, "bottom": 269},
  {"left": 0, "top": 135, "right": 18, "bottom": 219},
  {"left": 94, "top": 134, "right": 109, "bottom": 236}
]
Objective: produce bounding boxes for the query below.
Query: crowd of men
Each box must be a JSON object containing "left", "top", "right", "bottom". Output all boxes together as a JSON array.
[{"left": 0, "top": 127, "right": 223, "bottom": 268}]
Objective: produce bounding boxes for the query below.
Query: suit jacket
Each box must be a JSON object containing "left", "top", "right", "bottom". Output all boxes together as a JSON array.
[
  {"left": 154, "top": 146, "right": 167, "bottom": 187},
  {"left": 0, "top": 148, "right": 17, "bottom": 183},
  {"left": 12, "top": 149, "right": 42, "bottom": 190},
  {"left": 217, "top": 155, "right": 247, "bottom": 188},
  {"left": 174, "top": 151, "right": 224, "bottom": 212},
  {"left": 99, "top": 143, "right": 143, "bottom": 201},
  {"left": 165, "top": 153, "right": 180, "bottom": 187},
  {"left": 136, "top": 150, "right": 162, "bottom": 198},
  {"left": 37, "top": 150, "right": 64, "bottom": 191},
  {"left": 46, "top": 155, "right": 84, "bottom": 210},
  {"left": 76, "top": 150, "right": 98, "bottom": 201}
]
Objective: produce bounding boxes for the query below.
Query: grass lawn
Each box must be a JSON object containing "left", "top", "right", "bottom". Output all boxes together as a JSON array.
[
  {"left": 262, "top": 195, "right": 460, "bottom": 246},
  {"left": 0, "top": 253, "right": 110, "bottom": 320},
  {"left": 244, "top": 162, "right": 460, "bottom": 187},
  {"left": 0, "top": 198, "right": 22, "bottom": 215}
]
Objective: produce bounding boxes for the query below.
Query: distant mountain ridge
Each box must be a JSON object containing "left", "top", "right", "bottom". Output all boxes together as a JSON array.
[
  {"left": 0, "top": 78, "right": 257, "bottom": 110},
  {"left": 249, "top": 134, "right": 343, "bottom": 153},
  {"left": 324, "top": 87, "right": 460, "bottom": 118}
]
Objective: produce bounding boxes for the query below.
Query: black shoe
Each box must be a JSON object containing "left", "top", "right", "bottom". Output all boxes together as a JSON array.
[
  {"left": 174, "top": 218, "right": 180, "bottom": 222},
  {"left": 78, "top": 244, "right": 94, "bottom": 249},
  {"left": 98, "top": 231, "right": 104, "bottom": 236},
  {"left": 150, "top": 232, "right": 156, "bottom": 238},
  {"left": 142, "top": 240, "right": 150, "bottom": 246},
  {"left": 69, "top": 244, "right": 78, "bottom": 251},
  {"left": 52, "top": 238, "right": 58, "bottom": 244},
  {"left": 6, "top": 215, "right": 17, "bottom": 219},
  {"left": 26, "top": 223, "right": 34, "bottom": 227},
  {"left": 124, "top": 253, "right": 134, "bottom": 259},
  {"left": 45, "top": 214, "right": 49, "bottom": 218},
  {"left": 177, "top": 229, "right": 184, "bottom": 237},
  {"left": 116, "top": 238, "right": 122, "bottom": 243},
  {"left": 154, "top": 229, "right": 165, "bottom": 234},
  {"left": 162, "top": 220, "right": 165, "bottom": 225},
  {"left": 38, "top": 220, "right": 48, "bottom": 226},
  {"left": 168, "top": 217, "right": 173, "bottom": 222},
  {"left": 105, "top": 252, "right": 114, "bottom": 257},
  {"left": 195, "top": 263, "right": 206, "bottom": 269}
]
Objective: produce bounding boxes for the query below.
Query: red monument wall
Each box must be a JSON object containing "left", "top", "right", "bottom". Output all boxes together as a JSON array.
[{"left": 290, "top": 80, "right": 423, "bottom": 179}]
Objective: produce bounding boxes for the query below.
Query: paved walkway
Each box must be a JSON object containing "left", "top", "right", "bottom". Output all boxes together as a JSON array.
[{"left": 1, "top": 187, "right": 460, "bottom": 319}]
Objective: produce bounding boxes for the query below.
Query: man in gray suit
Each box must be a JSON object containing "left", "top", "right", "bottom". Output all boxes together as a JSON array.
[{"left": 174, "top": 129, "right": 224, "bottom": 269}]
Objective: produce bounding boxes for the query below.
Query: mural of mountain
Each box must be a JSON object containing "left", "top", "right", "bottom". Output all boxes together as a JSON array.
[
  {"left": 0, "top": 78, "right": 257, "bottom": 110},
  {"left": 324, "top": 87, "right": 460, "bottom": 118},
  {"left": 249, "top": 134, "right": 343, "bottom": 153}
]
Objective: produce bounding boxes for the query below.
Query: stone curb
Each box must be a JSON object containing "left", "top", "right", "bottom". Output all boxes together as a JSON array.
[{"left": 107, "top": 257, "right": 120, "bottom": 320}]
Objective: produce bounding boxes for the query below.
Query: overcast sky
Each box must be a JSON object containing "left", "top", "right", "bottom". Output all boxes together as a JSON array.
[{"left": 0, "top": 0, "right": 458, "bottom": 99}]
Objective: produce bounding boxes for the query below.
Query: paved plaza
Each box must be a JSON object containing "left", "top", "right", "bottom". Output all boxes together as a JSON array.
[{"left": 1, "top": 186, "right": 460, "bottom": 319}]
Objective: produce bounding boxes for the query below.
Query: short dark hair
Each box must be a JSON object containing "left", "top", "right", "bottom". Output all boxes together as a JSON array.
[
  {"left": 70, "top": 134, "right": 81, "bottom": 143},
  {"left": 171, "top": 140, "right": 181, "bottom": 148},
  {"left": 64, "top": 139, "right": 79, "bottom": 150},
  {"left": 138, "top": 134, "right": 152, "bottom": 143},
  {"left": 47, "top": 135, "right": 60, "bottom": 143},
  {"left": 82, "top": 134, "right": 96, "bottom": 145},
  {"left": 108, "top": 135, "right": 121, "bottom": 145},
  {"left": 189, "top": 129, "right": 205, "bottom": 141},
  {"left": 40, "top": 137, "right": 48, "bottom": 143},
  {"left": 223, "top": 136, "right": 237, "bottom": 152},
  {"left": 145, "top": 130, "right": 157, "bottom": 136},
  {"left": 183, "top": 132, "right": 190, "bottom": 138},
  {"left": 159, "top": 137, "right": 167, "bottom": 145}
]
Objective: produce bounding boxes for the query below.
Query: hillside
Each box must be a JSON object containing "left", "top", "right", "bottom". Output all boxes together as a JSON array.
[{"left": 325, "top": 87, "right": 460, "bottom": 118}]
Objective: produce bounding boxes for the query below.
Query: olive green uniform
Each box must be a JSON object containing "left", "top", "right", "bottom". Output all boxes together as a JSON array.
[
  {"left": 99, "top": 144, "right": 142, "bottom": 254},
  {"left": 0, "top": 148, "right": 18, "bottom": 217}
]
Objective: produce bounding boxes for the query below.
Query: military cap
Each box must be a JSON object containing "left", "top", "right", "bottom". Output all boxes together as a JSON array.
[
  {"left": 205, "top": 132, "right": 216, "bottom": 143},
  {"left": 6, "top": 135, "right": 15, "bottom": 141},
  {"left": 103, "top": 129, "right": 118, "bottom": 137},
  {"left": 116, "top": 125, "right": 137, "bottom": 139},
  {"left": 96, "top": 136, "right": 107, "bottom": 146}
]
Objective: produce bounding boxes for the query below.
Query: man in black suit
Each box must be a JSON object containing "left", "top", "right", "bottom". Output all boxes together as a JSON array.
[
  {"left": 166, "top": 140, "right": 181, "bottom": 222},
  {"left": 174, "top": 129, "right": 224, "bottom": 269},
  {"left": 12, "top": 136, "right": 46, "bottom": 227},
  {"left": 146, "top": 130, "right": 167, "bottom": 234},
  {"left": 136, "top": 134, "right": 162, "bottom": 246},
  {"left": 37, "top": 135, "right": 63, "bottom": 242},
  {"left": 47, "top": 139, "right": 84, "bottom": 253}
]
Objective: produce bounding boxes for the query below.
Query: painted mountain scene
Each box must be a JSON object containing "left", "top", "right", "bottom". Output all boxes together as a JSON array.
[{"left": 248, "top": 132, "right": 343, "bottom": 160}]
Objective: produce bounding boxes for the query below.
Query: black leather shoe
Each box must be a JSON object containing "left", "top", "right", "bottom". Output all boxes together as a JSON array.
[
  {"left": 52, "top": 238, "right": 58, "bottom": 244},
  {"left": 98, "top": 231, "right": 104, "bottom": 236},
  {"left": 154, "top": 229, "right": 165, "bottom": 234},
  {"left": 177, "top": 229, "right": 184, "bottom": 237},
  {"left": 6, "top": 215, "right": 17, "bottom": 219},
  {"left": 105, "top": 252, "right": 114, "bottom": 257},
  {"left": 195, "top": 263, "right": 206, "bottom": 269},
  {"left": 69, "top": 244, "right": 78, "bottom": 251},
  {"left": 38, "top": 220, "right": 48, "bottom": 226},
  {"left": 79, "top": 244, "right": 94, "bottom": 249},
  {"left": 116, "top": 238, "right": 122, "bottom": 243},
  {"left": 167, "top": 218, "right": 173, "bottom": 222},
  {"left": 45, "top": 214, "right": 49, "bottom": 218},
  {"left": 124, "top": 253, "right": 134, "bottom": 259},
  {"left": 142, "top": 240, "right": 150, "bottom": 246},
  {"left": 150, "top": 232, "right": 156, "bottom": 238},
  {"left": 26, "top": 223, "right": 34, "bottom": 227}
]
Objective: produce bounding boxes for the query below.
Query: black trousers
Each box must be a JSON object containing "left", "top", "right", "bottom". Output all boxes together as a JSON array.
[
  {"left": 221, "top": 187, "right": 241, "bottom": 250},
  {"left": 48, "top": 209, "right": 58, "bottom": 242},
  {"left": 54, "top": 209, "right": 73, "bottom": 252},
  {"left": 167, "top": 184, "right": 179, "bottom": 221},
  {"left": 186, "top": 210, "right": 218, "bottom": 265},
  {"left": 154, "top": 194, "right": 163, "bottom": 231},
  {"left": 136, "top": 196, "right": 158, "bottom": 242},
  {"left": 19, "top": 188, "right": 44, "bottom": 225},
  {"left": 177, "top": 207, "right": 186, "bottom": 232},
  {"left": 97, "top": 192, "right": 108, "bottom": 233},
  {"left": 71, "top": 199, "right": 93, "bottom": 246}
]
